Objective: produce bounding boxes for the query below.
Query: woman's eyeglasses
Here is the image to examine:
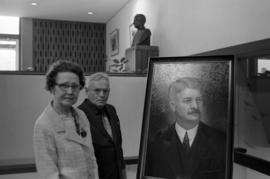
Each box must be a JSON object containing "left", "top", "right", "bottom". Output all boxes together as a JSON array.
[{"left": 55, "top": 83, "right": 81, "bottom": 92}]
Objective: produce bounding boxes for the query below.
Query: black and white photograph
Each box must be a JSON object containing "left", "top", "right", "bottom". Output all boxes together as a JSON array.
[{"left": 1, "top": 1, "right": 270, "bottom": 179}]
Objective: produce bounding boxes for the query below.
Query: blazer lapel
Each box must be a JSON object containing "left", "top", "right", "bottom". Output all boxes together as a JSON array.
[
  {"left": 94, "top": 113, "right": 113, "bottom": 141},
  {"left": 45, "top": 103, "right": 92, "bottom": 150},
  {"left": 164, "top": 127, "right": 184, "bottom": 177},
  {"left": 65, "top": 122, "right": 84, "bottom": 144},
  {"left": 84, "top": 100, "right": 114, "bottom": 142},
  {"left": 51, "top": 107, "right": 92, "bottom": 148},
  {"left": 104, "top": 106, "right": 117, "bottom": 141},
  {"left": 65, "top": 118, "right": 95, "bottom": 149},
  {"left": 187, "top": 122, "right": 209, "bottom": 176}
]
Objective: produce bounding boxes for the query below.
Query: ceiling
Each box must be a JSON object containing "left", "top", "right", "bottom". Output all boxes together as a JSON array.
[{"left": 0, "top": 0, "right": 130, "bottom": 23}]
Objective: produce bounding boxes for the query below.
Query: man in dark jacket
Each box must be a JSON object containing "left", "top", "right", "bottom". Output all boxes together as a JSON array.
[
  {"left": 78, "top": 72, "right": 126, "bottom": 179},
  {"left": 146, "top": 77, "right": 226, "bottom": 179}
]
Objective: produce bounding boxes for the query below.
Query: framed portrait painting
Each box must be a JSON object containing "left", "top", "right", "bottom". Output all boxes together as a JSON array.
[
  {"left": 137, "top": 56, "right": 234, "bottom": 179},
  {"left": 110, "top": 29, "right": 119, "bottom": 56}
]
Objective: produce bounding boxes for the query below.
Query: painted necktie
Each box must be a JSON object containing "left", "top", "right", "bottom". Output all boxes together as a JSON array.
[{"left": 183, "top": 131, "right": 190, "bottom": 152}]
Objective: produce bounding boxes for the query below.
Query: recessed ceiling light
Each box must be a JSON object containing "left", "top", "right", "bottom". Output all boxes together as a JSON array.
[
  {"left": 88, "top": 11, "right": 94, "bottom": 15},
  {"left": 31, "top": 2, "right": 38, "bottom": 6}
]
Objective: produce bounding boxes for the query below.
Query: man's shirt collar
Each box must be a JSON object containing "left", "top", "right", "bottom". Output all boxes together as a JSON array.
[{"left": 175, "top": 122, "right": 198, "bottom": 147}]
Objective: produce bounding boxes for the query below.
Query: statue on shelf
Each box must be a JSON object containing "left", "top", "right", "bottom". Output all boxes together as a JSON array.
[{"left": 131, "top": 14, "right": 151, "bottom": 47}]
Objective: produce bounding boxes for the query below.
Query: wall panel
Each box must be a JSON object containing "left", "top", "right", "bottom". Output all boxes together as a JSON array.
[
  {"left": 33, "top": 19, "right": 106, "bottom": 73},
  {"left": 0, "top": 74, "right": 146, "bottom": 165}
]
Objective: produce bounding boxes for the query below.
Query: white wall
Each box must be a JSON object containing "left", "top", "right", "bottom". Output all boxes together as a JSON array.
[
  {"left": 106, "top": 0, "right": 270, "bottom": 62},
  {"left": 0, "top": 74, "right": 146, "bottom": 163},
  {"left": 20, "top": 18, "right": 33, "bottom": 71}
]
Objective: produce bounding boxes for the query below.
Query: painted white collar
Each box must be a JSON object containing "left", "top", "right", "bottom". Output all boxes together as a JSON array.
[{"left": 175, "top": 122, "right": 198, "bottom": 147}]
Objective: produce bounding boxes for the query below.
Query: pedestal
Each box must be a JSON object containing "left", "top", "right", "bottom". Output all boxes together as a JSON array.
[{"left": 125, "top": 46, "right": 159, "bottom": 73}]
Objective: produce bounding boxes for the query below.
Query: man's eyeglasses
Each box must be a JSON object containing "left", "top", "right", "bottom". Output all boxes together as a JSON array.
[{"left": 55, "top": 83, "right": 81, "bottom": 91}]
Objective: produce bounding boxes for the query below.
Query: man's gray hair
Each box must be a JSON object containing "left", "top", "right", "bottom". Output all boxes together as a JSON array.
[
  {"left": 168, "top": 77, "right": 202, "bottom": 100},
  {"left": 85, "top": 72, "right": 110, "bottom": 88}
]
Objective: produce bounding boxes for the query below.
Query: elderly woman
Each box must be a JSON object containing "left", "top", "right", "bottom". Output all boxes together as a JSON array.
[{"left": 33, "top": 60, "right": 99, "bottom": 179}]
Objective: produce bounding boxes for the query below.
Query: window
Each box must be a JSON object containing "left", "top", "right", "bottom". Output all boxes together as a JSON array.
[
  {"left": 257, "top": 57, "right": 270, "bottom": 75},
  {"left": 0, "top": 16, "right": 20, "bottom": 71}
]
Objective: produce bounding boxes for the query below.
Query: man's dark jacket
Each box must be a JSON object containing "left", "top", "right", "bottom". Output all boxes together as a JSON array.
[
  {"left": 78, "top": 99, "right": 125, "bottom": 179},
  {"left": 145, "top": 122, "right": 226, "bottom": 179}
]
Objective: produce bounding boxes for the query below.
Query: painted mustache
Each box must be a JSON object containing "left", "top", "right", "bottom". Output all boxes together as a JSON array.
[{"left": 188, "top": 109, "right": 201, "bottom": 115}]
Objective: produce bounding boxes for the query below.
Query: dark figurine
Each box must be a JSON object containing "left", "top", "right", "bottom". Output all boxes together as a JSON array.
[{"left": 131, "top": 14, "right": 151, "bottom": 47}]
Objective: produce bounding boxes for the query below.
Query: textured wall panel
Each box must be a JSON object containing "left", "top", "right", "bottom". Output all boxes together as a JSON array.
[{"left": 33, "top": 19, "right": 106, "bottom": 73}]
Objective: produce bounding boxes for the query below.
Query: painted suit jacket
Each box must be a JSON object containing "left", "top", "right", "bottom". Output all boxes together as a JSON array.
[
  {"left": 33, "top": 104, "right": 99, "bottom": 179},
  {"left": 146, "top": 122, "right": 226, "bottom": 179},
  {"left": 78, "top": 99, "right": 125, "bottom": 179}
]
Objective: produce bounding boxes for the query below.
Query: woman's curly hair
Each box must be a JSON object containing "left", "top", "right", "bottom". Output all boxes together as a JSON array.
[{"left": 45, "top": 60, "right": 85, "bottom": 92}]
